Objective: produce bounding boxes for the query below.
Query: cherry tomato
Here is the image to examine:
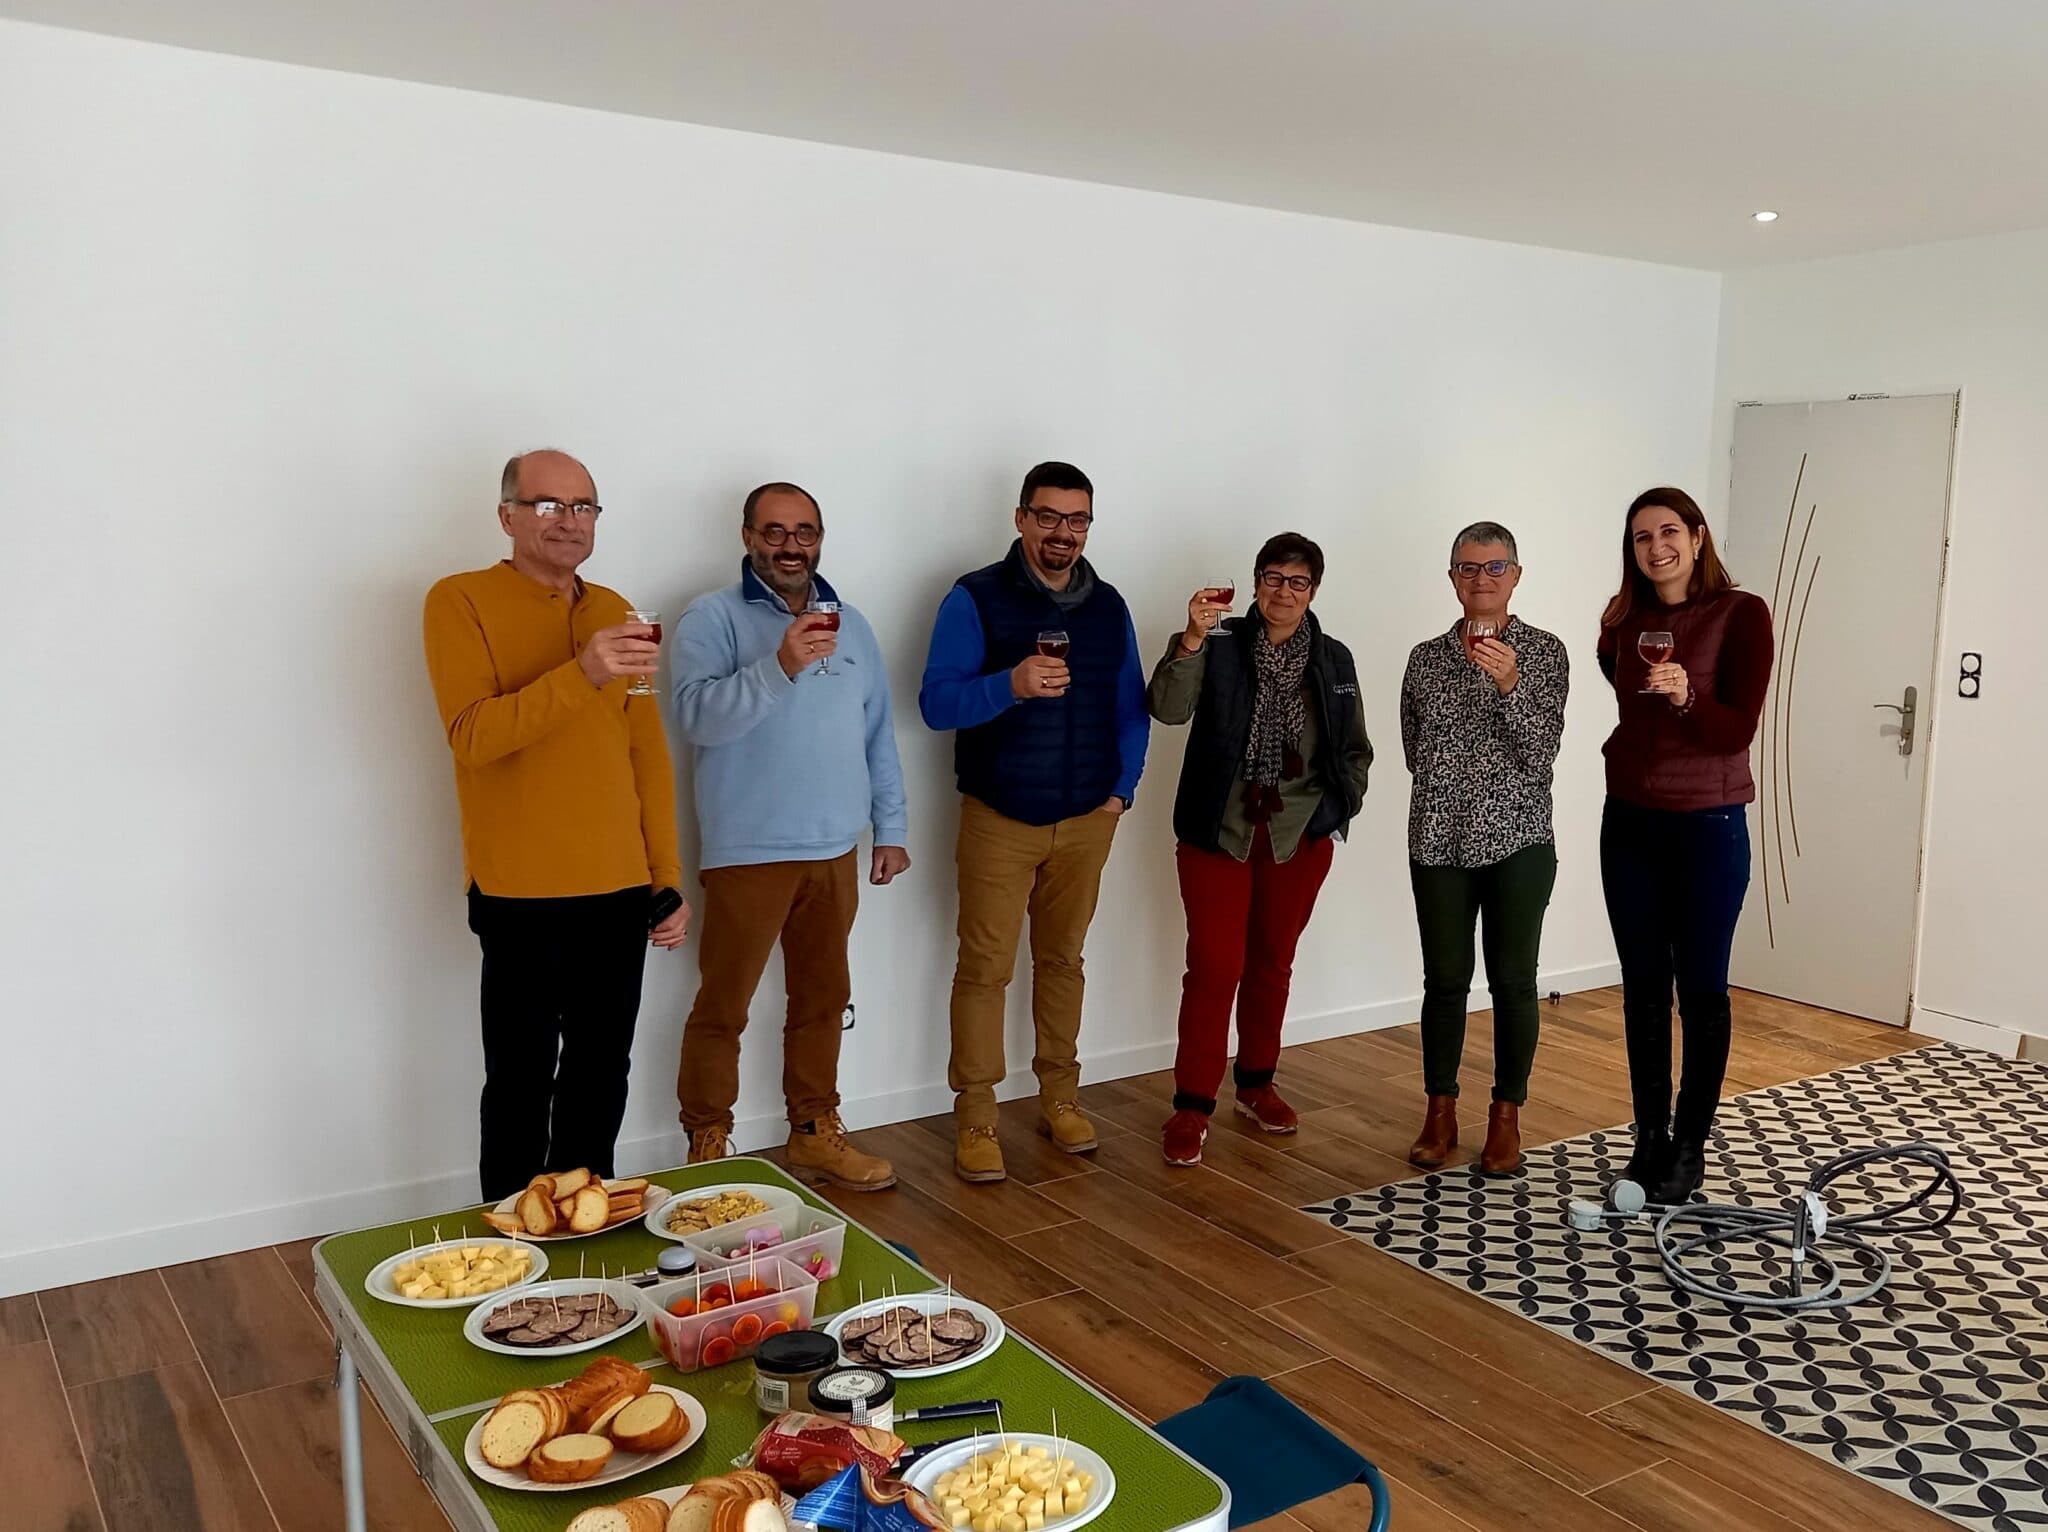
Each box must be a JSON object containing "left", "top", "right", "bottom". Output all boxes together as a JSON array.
[
  {"left": 732, "top": 1313, "right": 765, "bottom": 1346},
  {"left": 702, "top": 1282, "right": 733, "bottom": 1304},
  {"left": 666, "top": 1297, "right": 698, "bottom": 1317},
  {"left": 702, "top": 1335, "right": 737, "bottom": 1367},
  {"left": 777, "top": 1303, "right": 801, "bottom": 1326},
  {"left": 732, "top": 1278, "right": 769, "bottom": 1302},
  {"left": 702, "top": 1295, "right": 732, "bottom": 1311}
]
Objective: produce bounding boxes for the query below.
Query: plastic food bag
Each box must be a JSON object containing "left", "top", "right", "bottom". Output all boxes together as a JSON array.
[
  {"left": 746, "top": 1411, "right": 906, "bottom": 1493},
  {"left": 789, "top": 1464, "right": 947, "bottom": 1532}
]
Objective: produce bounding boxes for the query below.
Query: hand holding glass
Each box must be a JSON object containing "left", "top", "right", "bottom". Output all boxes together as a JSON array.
[
  {"left": 626, "top": 610, "right": 661, "bottom": 697},
  {"left": 1638, "top": 631, "right": 1676, "bottom": 695},
  {"left": 808, "top": 601, "right": 841, "bottom": 676}
]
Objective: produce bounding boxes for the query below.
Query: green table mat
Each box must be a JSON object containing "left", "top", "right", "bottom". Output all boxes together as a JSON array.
[
  {"left": 316, "top": 1160, "right": 929, "bottom": 1415},
  {"left": 321, "top": 1158, "right": 1222, "bottom": 1531},
  {"left": 431, "top": 1333, "right": 1219, "bottom": 1532}
]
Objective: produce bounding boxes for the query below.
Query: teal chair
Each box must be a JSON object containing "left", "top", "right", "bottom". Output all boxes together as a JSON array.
[{"left": 1157, "top": 1375, "right": 1391, "bottom": 1529}]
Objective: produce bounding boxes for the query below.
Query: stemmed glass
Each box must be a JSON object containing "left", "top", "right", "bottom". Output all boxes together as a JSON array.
[
  {"left": 1463, "top": 617, "right": 1499, "bottom": 658},
  {"left": 1036, "top": 630, "right": 1071, "bottom": 660},
  {"left": 1207, "top": 579, "right": 1236, "bottom": 638},
  {"left": 626, "top": 609, "right": 661, "bottom": 697},
  {"left": 809, "top": 600, "right": 841, "bottom": 676},
  {"left": 1638, "top": 630, "right": 1675, "bottom": 695}
]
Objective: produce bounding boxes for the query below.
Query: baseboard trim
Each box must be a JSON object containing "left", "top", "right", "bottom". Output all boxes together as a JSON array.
[
  {"left": 0, "top": 959, "right": 1621, "bottom": 1295},
  {"left": 1908, "top": 1006, "right": 2022, "bottom": 1058}
]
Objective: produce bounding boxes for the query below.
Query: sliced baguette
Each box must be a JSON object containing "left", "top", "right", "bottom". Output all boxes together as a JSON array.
[
  {"left": 479, "top": 1209, "right": 524, "bottom": 1235},
  {"left": 606, "top": 1391, "right": 683, "bottom": 1451},
  {"left": 549, "top": 1167, "right": 594, "bottom": 1199},
  {"left": 526, "top": 1432, "right": 613, "bottom": 1483},
  {"left": 477, "top": 1399, "right": 549, "bottom": 1470},
  {"left": 565, "top": 1510, "right": 635, "bottom": 1532},
  {"left": 667, "top": 1495, "right": 719, "bottom": 1532},
  {"left": 622, "top": 1499, "right": 672, "bottom": 1532},
  {"left": 569, "top": 1182, "right": 611, "bottom": 1234},
  {"left": 607, "top": 1176, "right": 650, "bottom": 1195},
  {"left": 516, "top": 1186, "right": 558, "bottom": 1237}
]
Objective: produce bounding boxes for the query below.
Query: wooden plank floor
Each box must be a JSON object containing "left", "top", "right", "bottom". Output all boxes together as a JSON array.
[{"left": 0, "top": 988, "right": 1946, "bottom": 1532}]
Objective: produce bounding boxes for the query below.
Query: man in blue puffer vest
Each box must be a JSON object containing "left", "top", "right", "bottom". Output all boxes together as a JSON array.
[{"left": 920, "top": 462, "right": 1150, "bottom": 1183}]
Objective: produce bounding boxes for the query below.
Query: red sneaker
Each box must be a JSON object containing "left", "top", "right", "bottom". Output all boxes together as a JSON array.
[
  {"left": 1233, "top": 1085, "right": 1299, "bottom": 1134},
  {"left": 1162, "top": 1109, "right": 1210, "bottom": 1166}
]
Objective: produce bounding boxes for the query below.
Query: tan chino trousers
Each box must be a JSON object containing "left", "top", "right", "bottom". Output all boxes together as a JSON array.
[
  {"left": 947, "top": 795, "right": 1120, "bottom": 1128},
  {"left": 677, "top": 851, "right": 858, "bottom": 1133}
]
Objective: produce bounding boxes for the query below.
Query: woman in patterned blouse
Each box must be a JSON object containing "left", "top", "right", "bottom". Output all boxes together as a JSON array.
[{"left": 1399, "top": 521, "right": 1570, "bottom": 1176}]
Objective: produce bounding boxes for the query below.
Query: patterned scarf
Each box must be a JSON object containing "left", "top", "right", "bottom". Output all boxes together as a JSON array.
[{"left": 1241, "top": 621, "right": 1312, "bottom": 821}]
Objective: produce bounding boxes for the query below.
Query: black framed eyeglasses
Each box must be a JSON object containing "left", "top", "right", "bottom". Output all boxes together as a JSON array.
[
  {"left": 752, "top": 523, "right": 822, "bottom": 548},
  {"left": 1256, "top": 570, "right": 1315, "bottom": 593},
  {"left": 1450, "top": 559, "right": 1516, "bottom": 579},
  {"left": 510, "top": 497, "right": 603, "bottom": 520},
  {"left": 1023, "top": 508, "right": 1095, "bottom": 532}
]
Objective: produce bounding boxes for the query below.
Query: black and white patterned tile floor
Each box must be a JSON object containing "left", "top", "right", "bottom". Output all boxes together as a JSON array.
[{"left": 1303, "top": 1043, "right": 2048, "bottom": 1528}]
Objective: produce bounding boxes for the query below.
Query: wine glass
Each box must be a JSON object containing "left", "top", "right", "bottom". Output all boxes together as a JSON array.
[
  {"left": 626, "top": 609, "right": 661, "bottom": 697},
  {"left": 1036, "top": 630, "right": 1070, "bottom": 660},
  {"left": 809, "top": 600, "right": 841, "bottom": 676},
  {"left": 1463, "top": 617, "right": 1500, "bottom": 659},
  {"left": 1207, "top": 579, "right": 1236, "bottom": 638},
  {"left": 1638, "top": 630, "right": 1675, "bottom": 695}
]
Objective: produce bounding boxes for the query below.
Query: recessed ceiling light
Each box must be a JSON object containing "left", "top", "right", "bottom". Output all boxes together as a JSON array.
[{"left": 1752, "top": 210, "right": 1780, "bottom": 223}]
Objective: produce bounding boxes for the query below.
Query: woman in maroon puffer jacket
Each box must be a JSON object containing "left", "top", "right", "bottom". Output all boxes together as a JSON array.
[{"left": 1598, "top": 487, "right": 1772, "bottom": 1207}]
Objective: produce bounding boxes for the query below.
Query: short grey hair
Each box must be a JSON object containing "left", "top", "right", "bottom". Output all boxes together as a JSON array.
[
  {"left": 1450, "top": 520, "right": 1519, "bottom": 565},
  {"left": 499, "top": 449, "right": 593, "bottom": 506}
]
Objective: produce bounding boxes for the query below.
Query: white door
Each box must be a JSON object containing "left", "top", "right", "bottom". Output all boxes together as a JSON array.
[{"left": 1724, "top": 395, "right": 1956, "bottom": 1025}]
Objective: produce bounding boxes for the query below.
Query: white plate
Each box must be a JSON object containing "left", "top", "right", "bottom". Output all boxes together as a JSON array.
[
  {"left": 462, "top": 1382, "right": 706, "bottom": 1493},
  {"left": 364, "top": 1237, "right": 549, "bottom": 1309},
  {"left": 462, "top": 1279, "right": 647, "bottom": 1358},
  {"left": 643, "top": 1182, "right": 802, "bottom": 1245},
  {"left": 491, "top": 1181, "right": 663, "bottom": 1243},
  {"left": 904, "top": 1433, "right": 1115, "bottom": 1532},
  {"left": 822, "top": 1293, "right": 1005, "bottom": 1378}
]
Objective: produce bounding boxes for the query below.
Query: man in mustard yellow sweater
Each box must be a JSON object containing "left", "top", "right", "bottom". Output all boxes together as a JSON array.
[{"left": 424, "top": 449, "right": 691, "bottom": 1199}]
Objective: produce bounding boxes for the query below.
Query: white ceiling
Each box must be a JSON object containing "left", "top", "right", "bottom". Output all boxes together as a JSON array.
[{"left": 9, "top": 0, "right": 2048, "bottom": 269}]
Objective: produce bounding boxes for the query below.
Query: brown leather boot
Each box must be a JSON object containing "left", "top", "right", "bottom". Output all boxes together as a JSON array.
[
  {"left": 1408, "top": 1094, "right": 1459, "bottom": 1168},
  {"left": 1479, "top": 1101, "right": 1523, "bottom": 1177}
]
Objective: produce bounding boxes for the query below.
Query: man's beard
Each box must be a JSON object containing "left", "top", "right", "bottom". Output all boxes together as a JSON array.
[
  {"left": 1039, "top": 539, "right": 1078, "bottom": 569},
  {"left": 752, "top": 546, "right": 816, "bottom": 597}
]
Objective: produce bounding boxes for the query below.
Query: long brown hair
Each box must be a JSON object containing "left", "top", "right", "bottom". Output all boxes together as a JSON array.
[{"left": 1600, "top": 486, "right": 1737, "bottom": 629}]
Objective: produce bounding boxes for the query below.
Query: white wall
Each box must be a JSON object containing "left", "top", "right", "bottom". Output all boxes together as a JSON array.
[
  {"left": 0, "top": 20, "right": 1721, "bottom": 1293},
  {"left": 1714, "top": 229, "right": 2048, "bottom": 1046}
]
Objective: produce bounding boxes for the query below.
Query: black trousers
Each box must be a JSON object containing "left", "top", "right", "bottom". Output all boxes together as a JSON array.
[
  {"left": 1599, "top": 798, "right": 1752, "bottom": 1143},
  {"left": 468, "top": 885, "right": 649, "bottom": 1202}
]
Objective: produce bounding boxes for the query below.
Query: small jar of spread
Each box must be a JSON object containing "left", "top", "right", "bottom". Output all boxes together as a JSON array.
[
  {"left": 807, "top": 1364, "right": 897, "bottom": 1431},
  {"left": 753, "top": 1331, "right": 840, "bottom": 1414}
]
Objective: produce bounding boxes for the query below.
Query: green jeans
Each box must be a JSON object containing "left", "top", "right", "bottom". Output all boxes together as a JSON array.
[{"left": 1410, "top": 842, "right": 1557, "bottom": 1104}]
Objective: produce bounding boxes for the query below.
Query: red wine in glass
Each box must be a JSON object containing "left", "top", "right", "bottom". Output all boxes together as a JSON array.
[
  {"left": 1637, "top": 630, "right": 1675, "bottom": 694},
  {"left": 809, "top": 600, "right": 841, "bottom": 676},
  {"left": 1463, "top": 617, "right": 1500, "bottom": 657},
  {"left": 626, "top": 609, "right": 661, "bottom": 696},
  {"left": 1207, "top": 580, "right": 1236, "bottom": 639},
  {"left": 1037, "top": 630, "right": 1071, "bottom": 660}
]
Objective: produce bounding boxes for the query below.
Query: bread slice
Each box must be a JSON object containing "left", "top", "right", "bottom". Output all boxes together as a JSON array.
[
  {"left": 569, "top": 1183, "right": 611, "bottom": 1234},
  {"left": 622, "top": 1499, "right": 672, "bottom": 1532},
  {"left": 584, "top": 1386, "right": 644, "bottom": 1439},
  {"left": 667, "top": 1495, "right": 719, "bottom": 1532},
  {"left": 607, "top": 1176, "right": 650, "bottom": 1195},
  {"left": 739, "top": 1503, "right": 788, "bottom": 1532},
  {"left": 550, "top": 1167, "right": 594, "bottom": 1199},
  {"left": 566, "top": 1509, "right": 635, "bottom": 1532},
  {"left": 516, "top": 1186, "right": 558, "bottom": 1237},
  {"left": 478, "top": 1399, "right": 550, "bottom": 1470},
  {"left": 480, "top": 1209, "right": 524, "bottom": 1235},
  {"left": 602, "top": 1203, "right": 643, "bottom": 1228},
  {"left": 527, "top": 1433, "right": 614, "bottom": 1483},
  {"left": 607, "top": 1391, "right": 684, "bottom": 1452}
]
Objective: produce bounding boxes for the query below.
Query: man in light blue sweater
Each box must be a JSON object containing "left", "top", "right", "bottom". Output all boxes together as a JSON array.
[{"left": 669, "top": 483, "right": 907, "bottom": 1191}]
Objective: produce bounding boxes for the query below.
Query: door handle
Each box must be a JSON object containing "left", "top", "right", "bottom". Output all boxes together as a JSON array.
[{"left": 1872, "top": 685, "right": 1917, "bottom": 757}]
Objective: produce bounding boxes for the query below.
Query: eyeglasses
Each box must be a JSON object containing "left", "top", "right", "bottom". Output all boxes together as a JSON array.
[
  {"left": 1256, "top": 571, "right": 1315, "bottom": 593},
  {"left": 510, "top": 497, "right": 603, "bottom": 520},
  {"left": 1023, "top": 508, "right": 1095, "bottom": 532},
  {"left": 1450, "top": 559, "right": 1517, "bottom": 580},
  {"left": 751, "top": 523, "right": 822, "bottom": 548}
]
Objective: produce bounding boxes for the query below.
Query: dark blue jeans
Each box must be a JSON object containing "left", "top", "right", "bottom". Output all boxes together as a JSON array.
[{"left": 1599, "top": 797, "right": 1752, "bottom": 1142}]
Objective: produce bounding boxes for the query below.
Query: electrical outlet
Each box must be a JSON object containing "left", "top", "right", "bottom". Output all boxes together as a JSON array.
[
  {"left": 1959, "top": 652, "right": 1982, "bottom": 699},
  {"left": 841, "top": 1003, "right": 856, "bottom": 1031}
]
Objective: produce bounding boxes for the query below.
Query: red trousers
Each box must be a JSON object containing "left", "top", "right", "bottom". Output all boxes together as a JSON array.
[{"left": 1172, "top": 827, "right": 1335, "bottom": 1112}]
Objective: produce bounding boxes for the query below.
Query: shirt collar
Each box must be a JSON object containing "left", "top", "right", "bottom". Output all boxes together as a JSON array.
[
  {"left": 494, "top": 559, "right": 585, "bottom": 605},
  {"left": 739, "top": 558, "right": 839, "bottom": 613}
]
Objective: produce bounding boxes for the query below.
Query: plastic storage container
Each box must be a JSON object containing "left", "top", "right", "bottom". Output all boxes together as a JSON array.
[
  {"left": 644, "top": 1256, "right": 819, "bottom": 1373},
  {"left": 683, "top": 1205, "right": 848, "bottom": 1285}
]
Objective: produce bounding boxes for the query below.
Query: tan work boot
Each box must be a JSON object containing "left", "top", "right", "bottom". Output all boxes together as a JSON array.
[
  {"left": 955, "top": 1125, "right": 1007, "bottom": 1183},
  {"left": 687, "top": 1126, "right": 731, "bottom": 1165},
  {"left": 1408, "top": 1094, "right": 1460, "bottom": 1168},
  {"left": 1037, "top": 1099, "right": 1098, "bottom": 1154},
  {"left": 786, "top": 1111, "right": 896, "bottom": 1192}
]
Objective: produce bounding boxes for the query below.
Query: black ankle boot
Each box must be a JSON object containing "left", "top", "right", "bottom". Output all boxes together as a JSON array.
[
  {"left": 1622, "top": 1124, "right": 1672, "bottom": 1189},
  {"left": 1651, "top": 1139, "right": 1706, "bottom": 1206}
]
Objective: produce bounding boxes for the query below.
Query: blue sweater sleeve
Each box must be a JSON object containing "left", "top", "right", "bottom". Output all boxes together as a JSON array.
[
  {"left": 1113, "top": 606, "right": 1151, "bottom": 802},
  {"left": 918, "top": 586, "right": 1017, "bottom": 732},
  {"left": 853, "top": 612, "right": 910, "bottom": 844},
  {"left": 669, "top": 596, "right": 793, "bottom": 747}
]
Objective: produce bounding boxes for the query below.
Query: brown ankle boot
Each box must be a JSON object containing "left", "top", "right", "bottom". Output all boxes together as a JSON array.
[
  {"left": 1408, "top": 1094, "right": 1459, "bottom": 1168},
  {"left": 1479, "top": 1101, "right": 1522, "bottom": 1177}
]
